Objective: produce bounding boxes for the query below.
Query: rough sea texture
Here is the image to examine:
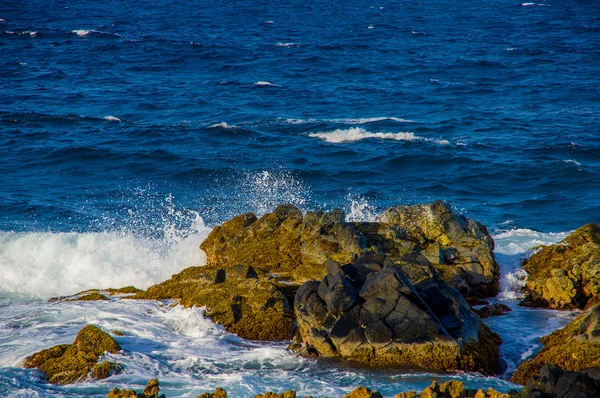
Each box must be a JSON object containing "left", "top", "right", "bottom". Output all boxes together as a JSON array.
[{"left": 0, "top": 0, "right": 599, "bottom": 396}]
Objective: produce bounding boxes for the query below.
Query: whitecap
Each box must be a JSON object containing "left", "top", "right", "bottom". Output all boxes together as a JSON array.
[
  {"left": 0, "top": 19, "right": 5, "bottom": 23},
  {"left": 254, "top": 81, "right": 280, "bottom": 87},
  {"left": 493, "top": 228, "right": 570, "bottom": 255},
  {"left": 521, "top": 2, "right": 535, "bottom": 5},
  {"left": 276, "top": 42, "right": 298, "bottom": 47},
  {"left": 367, "top": 25, "right": 375, "bottom": 29},
  {"left": 72, "top": 29, "right": 91, "bottom": 36},
  {"left": 103, "top": 115, "right": 121, "bottom": 122},
  {"left": 309, "top": 127, "right": 449, "bottom": 145},
  {"left": 563, "top": 159, "right": 581, "bottom": 166},
  {"left": 209, "top": 122, "right": 235, "bottom": 129},
  {"left": 283, "top": 117, "right": 416, "bottom": 125}
]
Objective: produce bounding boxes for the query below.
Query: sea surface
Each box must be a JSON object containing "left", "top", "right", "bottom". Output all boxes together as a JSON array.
[{"left": 1, "top": 0, "right": 599, "bottom": 396}]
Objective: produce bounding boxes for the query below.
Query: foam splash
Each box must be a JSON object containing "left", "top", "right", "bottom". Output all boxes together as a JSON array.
[
  {"left": 209, "top": 122, "right": 235, "bottom": 129},
  {"left": 240, "top": 170, "right": 309, "bottom": 216},
  {"left": 254, "top": 81, "right": 280, "bottom": 87},
  {"left": 284, "top": 117, "right": 415, "bottom": 125},
  {"left": 344, "top": 195, "right": 379, "bottom": 222},
  {"left": 103, "top": 115, "right": 121, "bottom": 122},
  {"left": 309, "top": 127, "right": 449, "bottom": 145}
]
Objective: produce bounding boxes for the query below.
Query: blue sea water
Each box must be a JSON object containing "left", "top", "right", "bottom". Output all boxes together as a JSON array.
[{"left": 0, "top": 0, "right": 599, "bottom": 396}]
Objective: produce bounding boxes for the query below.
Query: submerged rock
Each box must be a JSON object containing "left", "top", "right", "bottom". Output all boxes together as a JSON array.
[
  {"left": 520, "top": 223, "right": 600, "bottom": 310},
  {"left": 475, "top": 303, "right": 512, "bottom": 319},
  {"left": 24, "top": 325, "right": 122, "bottom": 384},
  {"left": 107, "top": 378, "right": 166, "bottom": 398},
  {"left": 512, "top": 302, "right": 600, "bottom": 385},
  {"left": 136, "top": 264, "right": 294, "bottom": 341},
  {"left": 293, "top": 255, "right": 503, "bottom": 375}
]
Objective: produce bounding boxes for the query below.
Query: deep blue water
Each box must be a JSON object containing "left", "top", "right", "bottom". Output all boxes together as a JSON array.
[{"left": 1, "top": 0, "right": 600, "bottom": 233}]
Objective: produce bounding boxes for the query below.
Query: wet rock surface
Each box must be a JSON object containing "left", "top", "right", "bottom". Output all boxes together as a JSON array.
[
  {"left": 513, "top": 364, "right": 600, "bottom": 398},
  {"left": 293, "top": 254, "right": 502, "bottom": 375},
  {"left": 24, "top": 325, "right": 122, "bottom": 384},
  {"left": 520, "top": 223, "right": 600, "bottom": 310}
]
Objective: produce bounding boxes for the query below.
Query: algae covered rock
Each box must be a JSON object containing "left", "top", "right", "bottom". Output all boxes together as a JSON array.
[
  {"left": 520, "top": 223, "right": 600, "bottom": 309},
  {"left": 137, "top": 264, "right": 294, "bottom": 341},
  {"left": 344, "top": 386, "right": 382, "bottom": 398},
  {"left": 394, "top": 381, "right": 509, "bottom": 398},
  {"left": 197, "top": 388, "right": 228, "bottom": 398},
  {"left": 107, "top": 378, "right": 166, "bottom": 398},
  {"left": 254, "top": 391, "right": 296, "bottom": 398},
  {"left": 512, "top": 364, "right": 600, "bottom": 398},
  {"left": 376, "top": 201, "right": 500, "bottom": 297},
  {"left": 24, "top": 325, "right": 122, "bottom": 384},
  {"left": 200, "top": 205, "right": 366, "bottom": 283},
  {"left": 512, "top": 302, "right": 600, "bottom": 385},
  {"left": 293, "top": 255, "right": 503, "bottom": 375}
]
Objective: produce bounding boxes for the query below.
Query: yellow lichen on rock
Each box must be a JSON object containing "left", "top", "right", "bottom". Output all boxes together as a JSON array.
[{"left": 343, "top": 386, "right": 383, "bottom": 398}]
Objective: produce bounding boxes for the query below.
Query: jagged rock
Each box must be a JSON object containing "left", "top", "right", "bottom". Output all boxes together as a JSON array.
[
  {"left": 199, "top": 204, "right": 366, "bottom": 283},
  {"left": 344, "top": 386, "right": 383, "bottom": 398},
  {"left": 254, "top": 391, "right": 296, "bottom": 398},
  {"left": 373, "top": 200, "right": 500, "bottom": 297},
  {"left": 520, "top": 223, "right": 600, "bottom": 310},
  {"left": 107, "top": 379, "right": 166, "bottom": 398},
  {"left": 136, "top": 264, "right": 294, "bottom": 341},
  {"left": 512, "top": 364, "right": 600, "bottom": 398},
  {"left": 71, "top": 292, "right": 109, "bottom": 301},
  {"left": 475, "top": 303, "right": 512, "bottom": 319},
  {"left": 512, "top": 303, "right": 600, "bottom": 385},
  {"left": 24, "top": 325, "right": 122, "bottom": 384},
  {"left": 293, "top": 255, "right": 503, "bottom": 375},
  {"left": 197, "top": 388, "right": 228, "bottom": 398},
  {"left": 394, "top": 381, "right": 509, "bottom": 398}
]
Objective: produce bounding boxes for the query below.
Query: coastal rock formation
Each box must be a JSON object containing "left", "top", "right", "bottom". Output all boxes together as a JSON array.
[
  {"left": 108, "top": 379, "right": 166, "bottom": 398},
  {"left": 136, "top": 264, "right": 294, "bottom": 341},
  {"left": 344, "top": 387, "right": 382, "bottom": 398},
  {"left": 197, "top": 389, "right": 228, "bottom": 398},
  {"left": 293, "top": 254, "right": 503, "bottom": 375},
  {"left": 200, "top": 202, "right": 500, "bottom": 298},
  {"left": 254, "top": 391, "right": 297, "bottom": 398},
  {"left": 474, "top": 303, "right": 512, "bottom": 319},
  {"left": 520, "top": 223, "right": 600, "bottom": 310},
  {"left": 24, "top": 325, "right": 122, "bottom": 384},
  {"left": 395, "top": 380, "right": 508, "bottom": 398},
  {"left": 513, "top": 364, "right": 600, "bottom": 398},
  {"left": 512, "top": 302, "right": 600, "bottom": 385}
]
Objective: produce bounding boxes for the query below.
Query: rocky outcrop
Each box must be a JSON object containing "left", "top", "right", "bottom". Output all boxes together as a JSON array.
[
  {"left": 293, "top": 254, "right": 503, "bottom": 375},
  {"left": 512, "top": 303, "right": 600, "bottom": 385},
  {"left": 254, "top": 391, "right": 297, "bottom": 398},
  {"left": 344, "top": 387, "right": 382, "bottom": 398},
  {"left": 395, "top": 380, "right": 508, "bottom": 398},
  {"left": 513, "top": 364, "right": 600, "bottom": 398},
  {"left": 200, "top": 202, "right": 499, "bottom": 298},
  {"left": 108, "top": 379, "right": 166, "bottom": 398},
  {"left": 135, "top": 264, "right": 294, "bottom": 341},
  {"left": 24, "top": 325, "right": 122, "bottom": 384},
  {"left": 520, "top": 223, "right": 600, "bottom": 310},
  {"left": 197, "top": 389, "right": 228, "bottom": 398},
  {"left": 474, "top": 303, "right": 512, "bottom": 319}
]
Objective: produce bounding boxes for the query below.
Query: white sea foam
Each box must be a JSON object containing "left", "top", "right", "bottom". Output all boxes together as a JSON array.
[
  {"left": 209, "top": 122, "right": 235, "bottom": 129},
  {"left": 367, "top": 25, "right": 375, "bottom": 29},
  {"left": 309, "top": 127, "right": 449, "bottom": 145},
  {"left": 240, "top": 170, "right": 309, "bottom": 216},
  {"left": 344, "top": 195, "right": 378, "bottom": 222},
  {"left": 72, "top": 29, "right": 92, "bottom": 36},
  {"left": 284, "top": 117, "right": 416, "bottom": 125},
  {"left": 276, "top": 42, "right": 298, "bottom": 47},
  {"left": 103, "top": 115, "right": 121, "bottom": 122},
  {"left": 254, "top": 81, "right": 280, "bottom": 87},
  {"left": 0, "top": 216, "right": 210, "bottom": 298},
  {"left": 563, "top": 159, "right": 581, "bottom": 166},
  {"left": 521, "top": 2, "right": 535, "bottom": 5}
]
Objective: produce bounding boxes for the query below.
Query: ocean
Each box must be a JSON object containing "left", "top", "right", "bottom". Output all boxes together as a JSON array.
[{"left": 1, "top": 0, "right": 599, "bottom": 396}]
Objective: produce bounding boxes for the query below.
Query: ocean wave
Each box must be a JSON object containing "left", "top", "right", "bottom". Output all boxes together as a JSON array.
[
  {"left": 209, "top": 122, "right": 236, "bottom": 129},
  {"left": 492, "top": 228, "right": 570, "bottom": 255},
  {"left": 308, "top": 127, "right": 449, "bottom": 145},
  {"left": 0, "top": 216, "right": 210, "bottom": 298},
  {"left": 254, "top": 81, "right": 280, "bottom": 87},
  {"left": 276, "top": 42, "right": 299, "bottom": 47},
  {"left": 103, "top": 115, "right": 121, "bottom": 122},
  {"left": 284, "top": 117, "right": 416, "bottom": 125}
]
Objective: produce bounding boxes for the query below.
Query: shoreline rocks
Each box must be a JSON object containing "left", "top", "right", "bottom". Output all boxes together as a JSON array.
[
  {"left": 293, "top": 254, "right": 503, "bottom": 375},
  {"left": 520, "top": 223, "right": 600, "bottom": 310},
  {"left": 24, "top": 325, "right": 122, "bottom": 384}
]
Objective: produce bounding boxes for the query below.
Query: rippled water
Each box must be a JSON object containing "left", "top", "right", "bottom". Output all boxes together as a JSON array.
[{"left": 1, "top": 0, "right": 599, "bottom": 396}]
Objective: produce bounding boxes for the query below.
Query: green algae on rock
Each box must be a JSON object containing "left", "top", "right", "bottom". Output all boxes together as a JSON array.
[
  {"left": 512, "top": 302, "right": 600, "bottom": 385},
  {"left": 136, "top": 264, "right": 295, "bottom": 341},
  {"left": 293, "top": 255, "right": 503, "bottom": 375},
  {"left": 24, "top": 325, "right": 122, "bottom": 384},
  {"left": 107, "top": 378, "right": 166, "bottom": 398},
  {"left": 197, "top": 388, "right": 228, "bottom": 398},
  {"left": 520, "top": 223, "right": 600, "bottom": 310}
]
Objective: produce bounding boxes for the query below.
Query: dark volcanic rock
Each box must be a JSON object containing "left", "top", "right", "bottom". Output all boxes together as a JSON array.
[
  {"left": 520, "top": 223, "right": 600, "bottom": 310},
  {"left": 294, "top": 254, "right": 503, "bottom": 375}
]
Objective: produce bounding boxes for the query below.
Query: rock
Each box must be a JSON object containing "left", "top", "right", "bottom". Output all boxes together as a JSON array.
[
  {"left": 512, "top": 302, "right": 600, "bottom": 385},
  {"left": 197, "top": 388, "right": 228, "bottom": 398},
  {"left": 24, "top": 325, "right": 122, "bottom": 384},
  {"left": 375, "top": 200, "right": 500, "bottom": 297},
  {"left": 71, "top": 292, "right": 109, "bottom": 301},
  {"left": 512, "top": 364, "right": 600, "bottom": 398},
  {"left": 254, "top": 391, "right": 296, "bottom": 398},
  {"left": 107, "top": 379, "right": 166, "bottom": 398},
  {"left": 136, "top": 264, "right": 294, "bottom": 341},
  {"left": 475, "top": 303, "right": 512, "bottom": 319},
  {"left": 293, "top": 255, "right": 503, "bottom": 375},
  {"left": 393, "top": 381, "right": 509, "bottom": 398},
  {"left": 200, "top": 205, "right": 365, "bottom": 283},
  {"left": 520, "top": 223, "right": 600, "bottom": 309},
  {"left": 344, "top": 386, "right": 383, "bottom": 398}
]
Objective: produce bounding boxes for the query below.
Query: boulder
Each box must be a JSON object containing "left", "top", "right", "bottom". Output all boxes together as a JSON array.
[
  {"left": 24, "top": 325, "right": 122, "bottom": 384},
  {"left": 136, "top": 265, "right": 294, "bottom": 341},
  {"left": 344, "top": 387, "right": 383, "bottom": 398},
  {"left": 254, "top": 391, "right": 296, "bottom": 398},
  {"left": 395, "top": 380, "right": 509, "bottom": 398},
  {"left": 374, "top": 200, "right": 500, "bottom": 297},
  {"left": 520, "top": 223, "right": 600, "bottom": 310},
  {"left": 512, "top": 303, "right": 600, "bottom": 385},
  {"left": 475, "top": 303, "right": 512, "bottom": 319},
  {"left": 293, "top": 255, "right": 503, "bottom": 375},
  {"left": 197, "top": 388, "right": 228, "bottom": 398},
  {"left": 107, "top": 379, "right": 166, "bottom": 398},
  {"left": 512, "top": 364, "right": 600, "bottom": 398}
]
